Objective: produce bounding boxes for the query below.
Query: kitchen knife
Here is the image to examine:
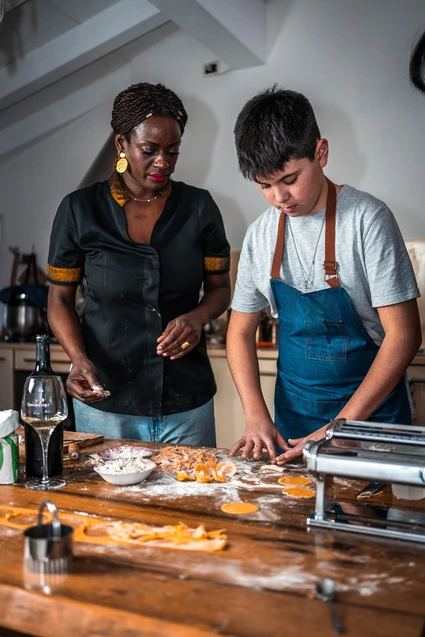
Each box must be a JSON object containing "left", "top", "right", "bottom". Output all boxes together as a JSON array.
[{"left": 356, "top": 481, "right": 386, "bottom": 499}]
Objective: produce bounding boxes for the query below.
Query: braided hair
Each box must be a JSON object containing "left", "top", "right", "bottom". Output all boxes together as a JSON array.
[{"left": 111, "top": 83, "right": 188, "bottom": 141}]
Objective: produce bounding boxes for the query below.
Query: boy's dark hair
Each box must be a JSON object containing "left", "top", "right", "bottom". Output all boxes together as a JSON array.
[{"left": 234, "top": 85, "right": 321, "bottom": 181}]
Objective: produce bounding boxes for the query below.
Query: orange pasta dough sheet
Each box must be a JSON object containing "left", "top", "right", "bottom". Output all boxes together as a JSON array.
[{"left": 278, "top": 476, "right": 312, "bottom": 486}]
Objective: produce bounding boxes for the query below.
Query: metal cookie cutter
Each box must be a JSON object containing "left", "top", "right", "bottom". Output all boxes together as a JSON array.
[{"left": 23, "top": 500, "right": 73, "bottom": 574}]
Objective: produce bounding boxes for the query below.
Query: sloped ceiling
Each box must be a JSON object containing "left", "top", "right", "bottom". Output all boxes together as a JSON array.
[
  {"left": 0, "top": 0, "right": 268, "bottom": 162},
  {"left": 0, "top": 0, "right": 125, "bottom": 70}
]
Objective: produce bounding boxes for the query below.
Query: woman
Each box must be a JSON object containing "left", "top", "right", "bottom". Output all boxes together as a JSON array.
[{"left": 47, "top": 83, "right": 231, "bottom": 446}]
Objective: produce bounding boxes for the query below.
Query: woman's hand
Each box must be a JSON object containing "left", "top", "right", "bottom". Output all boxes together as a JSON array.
[
  {"left": 229, "top": 421, "right": 290, "bottom": 463},
  {"left": 156, "top": 312, "right": 203, "bottom": 360},
  {"left": 275, "top": 424, "right": 329, "bottom": 465},
  {"left": 67, "top": 356, "right": 110, "bottom": 403},
  {"left": 48, "top": 284, "right": 110, "bottom": 404}
]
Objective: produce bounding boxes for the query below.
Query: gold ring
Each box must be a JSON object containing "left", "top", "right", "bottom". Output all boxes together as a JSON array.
[{"left": 181, "top": 341, "right": 190, "bottom": 350}]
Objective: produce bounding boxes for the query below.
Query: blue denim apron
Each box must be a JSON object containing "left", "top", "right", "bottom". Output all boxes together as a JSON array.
[{"left": 270, "top": 179, "right": 411, "bottom": 441}]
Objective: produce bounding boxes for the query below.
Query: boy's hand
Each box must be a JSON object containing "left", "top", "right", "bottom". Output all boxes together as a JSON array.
[
  {"left": 275, "top": 423, "right": 329, "bottom": 465},
  {"left": 229, "top": 421, "right": 290, "bottom": 463}
]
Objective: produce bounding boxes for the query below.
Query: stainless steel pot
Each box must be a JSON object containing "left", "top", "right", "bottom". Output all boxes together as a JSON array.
[{"left": 3, "top": 294, "right": 44, "bottom": 338}]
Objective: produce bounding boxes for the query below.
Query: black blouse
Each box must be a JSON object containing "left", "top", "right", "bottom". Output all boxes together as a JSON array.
[{"left": 47, "top": 174, "right": 230, "bottom": 416}]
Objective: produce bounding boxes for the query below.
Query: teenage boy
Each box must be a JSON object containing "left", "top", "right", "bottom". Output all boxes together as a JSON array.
[{"left": 227, "top": 86, "right": 421, "bottom": 465}]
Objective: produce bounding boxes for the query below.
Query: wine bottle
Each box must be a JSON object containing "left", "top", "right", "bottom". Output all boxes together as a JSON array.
[{"left": 24, "top": 334, "right": 64, "bottom": 477}]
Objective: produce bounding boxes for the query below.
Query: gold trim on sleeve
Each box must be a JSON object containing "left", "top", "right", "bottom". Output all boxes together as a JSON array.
[
  {"left": 203, "top": 256, "right": 230, "bottom": 272},
  {"left": 46, "top": 264, "right": 82, "bottom": 283}
]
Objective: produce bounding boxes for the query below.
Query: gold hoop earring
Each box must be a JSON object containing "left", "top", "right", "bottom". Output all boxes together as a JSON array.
[{"left": 116, "top": 152, "right": 128, "bottom": 174}]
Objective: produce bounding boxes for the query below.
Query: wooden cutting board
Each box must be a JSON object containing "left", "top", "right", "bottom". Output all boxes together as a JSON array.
[
  {"left": 16, "top": 428, "right": 104, "bottom": 459},
  {"left": 62, "top": 432, "right": 104, "bottom": 456}
]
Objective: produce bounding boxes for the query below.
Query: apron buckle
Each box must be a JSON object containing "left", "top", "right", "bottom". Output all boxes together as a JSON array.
[{"left": 323, "top": 261, "right": 338, "bottom": 282}]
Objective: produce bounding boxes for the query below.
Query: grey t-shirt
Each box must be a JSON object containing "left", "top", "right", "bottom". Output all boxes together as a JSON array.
[{"left": 232, "top": 184, "right": 420, "bottom": 345}]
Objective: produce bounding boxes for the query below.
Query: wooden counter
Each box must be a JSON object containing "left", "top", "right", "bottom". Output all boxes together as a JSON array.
[{"left": 1, "top": 440, "right": 425, "bottom": 637}]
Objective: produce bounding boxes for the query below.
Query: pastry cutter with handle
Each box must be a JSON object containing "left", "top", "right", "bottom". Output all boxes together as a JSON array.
[{"left": 23, "top": 500, "right": 73, "bottom": 574}]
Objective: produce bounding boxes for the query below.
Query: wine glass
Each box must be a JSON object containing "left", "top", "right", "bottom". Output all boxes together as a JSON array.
[{"left": 21, "top": 376, "right": 68, "bottom": 490}]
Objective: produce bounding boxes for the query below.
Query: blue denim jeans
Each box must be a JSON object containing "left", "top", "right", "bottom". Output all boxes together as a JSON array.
[{"left": 73, "top": 398, "right": 216, "bottom": 447}]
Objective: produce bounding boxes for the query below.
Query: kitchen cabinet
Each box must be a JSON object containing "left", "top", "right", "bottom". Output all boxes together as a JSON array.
[
  {"left": 0, "top": 343, "right": 71, "bottom": 412},
  {"left": 412, "top": 382, "right": 425, "bottom": 425},
  {"left": 409, "top": 352, "right": 425, "bottom": 425},
  {"left": 14, "top": 344, "right": 71, "bottom": 373},
  {"left": 0, "top": 347, "right": 13, "bottom": 413},
  {"left": 210, "top": 348, "right": 276, "bottom": 449}
]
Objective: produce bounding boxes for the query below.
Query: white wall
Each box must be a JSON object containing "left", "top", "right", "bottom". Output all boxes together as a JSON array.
[{"left": 1, "top": 0, "right": 425, "bottom": 289}]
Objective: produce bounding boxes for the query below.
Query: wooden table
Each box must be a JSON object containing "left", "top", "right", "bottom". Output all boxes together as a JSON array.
[{"left": 1, "top": 440, "right": 425, "bottom": 637}]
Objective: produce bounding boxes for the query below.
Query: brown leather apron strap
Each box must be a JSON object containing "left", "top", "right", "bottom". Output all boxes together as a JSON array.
[
  {"left": 323, "top": 178, "right": 340, "bottom": 288},
  {"left": 271, "top": 209, "right": 285, "bottom": 279},
  {"left": 270, "top": 177, "right": 339, "bottom": 287}
]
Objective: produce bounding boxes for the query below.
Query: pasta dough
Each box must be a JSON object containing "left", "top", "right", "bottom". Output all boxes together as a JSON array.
[
  {"left": 0, "top": 506, "right": 227, "bottom": 551},
  {"left": 278, "top": 476, "right": 312, "bottom": 486},
  {"left": 221, "top": 502, "right": 259, "bottom": 515},
  {"left": 260, "top": 465, "right": 285, "bottom": 473},
  {"left": 282, "top": 487, "right": 315, "bottom": 499}
]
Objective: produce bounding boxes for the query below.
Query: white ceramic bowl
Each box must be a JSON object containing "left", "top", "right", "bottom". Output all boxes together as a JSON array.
[{"left": 94, "top": 458, "right": 156, "bottom": 486}]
